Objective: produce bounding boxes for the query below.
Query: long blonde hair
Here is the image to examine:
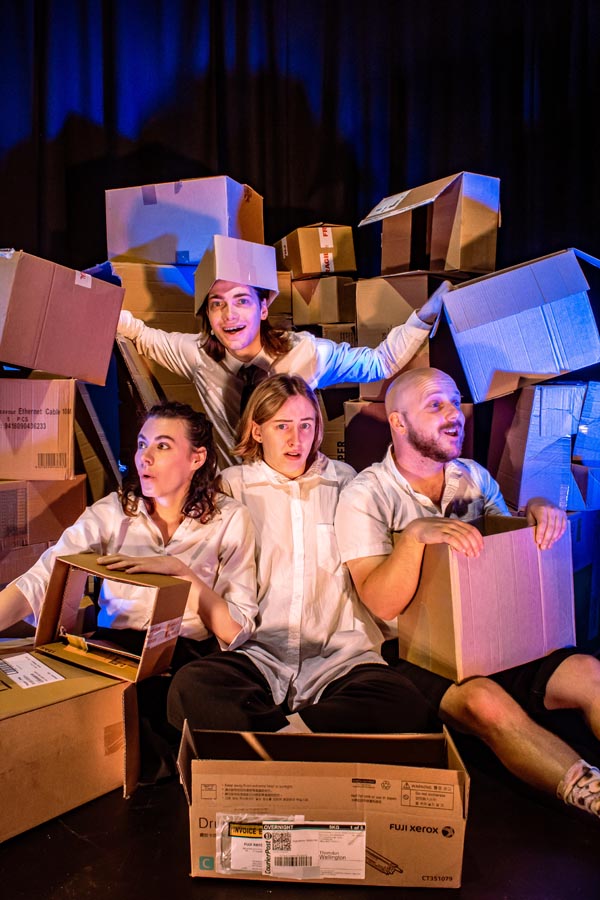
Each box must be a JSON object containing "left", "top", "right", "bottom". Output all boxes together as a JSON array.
[{"left": 233, "top": 374, "right": 323, "bottom": 465}]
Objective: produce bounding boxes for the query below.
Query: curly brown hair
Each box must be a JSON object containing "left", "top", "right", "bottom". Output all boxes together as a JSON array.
[
  {"left": 198, "top": 288, "right": 293, "bottom": 361},
  {"left": 119, "top": 401, "right": 222, "bottom": 523}
]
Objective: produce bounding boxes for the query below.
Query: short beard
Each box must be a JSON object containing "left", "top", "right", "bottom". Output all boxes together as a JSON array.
[{"left": 405, "top": 422, "right": 463, "bottom": 463}]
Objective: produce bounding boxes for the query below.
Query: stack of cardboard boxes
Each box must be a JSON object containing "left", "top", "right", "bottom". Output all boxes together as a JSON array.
[{"left": 3, "top": 168, "right": 600, "bottom": 886}]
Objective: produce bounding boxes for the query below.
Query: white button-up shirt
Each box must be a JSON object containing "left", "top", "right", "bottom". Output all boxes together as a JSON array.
[
  {"left": 221, "top": 453, "right": 386, "bottom": 710},
  {"left": 119, "top": 311, "right": 431, "bottom": 468},
  {"left": 15, "top": 492, "right": 257, "bottom": 648},
  {"left": 335, "top": 446, "right": 510, "bottom": 637}
]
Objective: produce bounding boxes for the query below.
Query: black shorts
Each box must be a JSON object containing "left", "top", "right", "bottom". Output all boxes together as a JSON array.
[{"left": 487, "top": 646, "right": 580, "bottom": 720}]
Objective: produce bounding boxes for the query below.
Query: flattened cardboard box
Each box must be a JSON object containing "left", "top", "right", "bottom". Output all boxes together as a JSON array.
[
  {"left": 359, "top": 172, "right": 500, "bottom": 276},
  {"left": 35, "top": 553, "right": 191, "bottom": 683},
  {"left": 396, "top": 516, "right": 575, "bottom": 682},
  {"left": 0, "top": 250, "right": 124, "bottom": 385},
  {"left": 429, "top": 249, "right": 600, "bottom": 403},
  {"left": 0, "top": 649, "right": 127, "bottom": 843},
  {"left": 179, "top": 728, "right": 469, "bottom": 888},
  {"left": 0, "top": 379, "right": 75, "bottom": 481},
  {"left": 490, "top": 383, "right": 587, "bottom": 512},
  {"left": 275, "top": 224, "right": 356, "bottom": 279},
  {"left": 105, "top": 175, "right": 264, "bottom": 265},
  {"left": 0, "top": 475, "right": 86, "bottom": 552}
]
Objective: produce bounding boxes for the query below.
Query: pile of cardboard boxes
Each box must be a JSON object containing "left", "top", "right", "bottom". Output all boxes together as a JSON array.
[{"left": 2, "top": 168, "right": 600, "bottom": 887}]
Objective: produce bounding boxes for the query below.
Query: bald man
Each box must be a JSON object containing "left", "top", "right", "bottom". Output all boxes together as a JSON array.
[{"left": 335, "top": 367, "right": 600, "bottom": 821}]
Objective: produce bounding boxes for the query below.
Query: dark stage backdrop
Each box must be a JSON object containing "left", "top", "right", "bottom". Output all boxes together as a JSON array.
[{"left": 1, "top": 0, "right": 599, "bottom": 278}]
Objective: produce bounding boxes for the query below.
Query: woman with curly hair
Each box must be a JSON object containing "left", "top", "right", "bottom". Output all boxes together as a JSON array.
[{"left": 0, "top": 400, "right": 257, "bottom": 658}]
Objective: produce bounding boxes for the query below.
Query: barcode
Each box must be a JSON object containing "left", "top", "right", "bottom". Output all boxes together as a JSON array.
[
  {"left": 0, "top": 659, "right": 18, "bottom": 676},
  {"left": 274, "top": 855, "right": 313, "bottom": 867},
  {"left": 37, "top": 452, "right": 67, "bottom": 468}
]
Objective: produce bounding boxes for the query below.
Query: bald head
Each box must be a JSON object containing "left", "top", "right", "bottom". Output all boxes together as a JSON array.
[
  {"left": 385, "top": 368, "right": 460, "bottom": 417},
  {"left": 385, "top": 368, "right": 465, "bottom": 465}
]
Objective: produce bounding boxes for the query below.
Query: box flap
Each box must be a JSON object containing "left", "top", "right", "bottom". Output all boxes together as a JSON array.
[{"left": 359, "top": 173, "right": 464, "bottom": 226}]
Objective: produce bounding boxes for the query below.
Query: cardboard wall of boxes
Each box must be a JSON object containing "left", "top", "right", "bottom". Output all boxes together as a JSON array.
[{"left": 3, "top": 168, "right": 600, "bottom": 879}]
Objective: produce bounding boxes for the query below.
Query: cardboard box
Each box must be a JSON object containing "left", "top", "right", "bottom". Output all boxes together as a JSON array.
[
  {"left": 0, "top": 379, "right": 75, "bottom": 480},
  {"left": 318, "top": 387, "right": 358, "bottom": 462},
  {"left": 105, "top": 175, "right": 264, "bottom": 265},
  {"left": 291, "top": 276, "right": 355, "bottom": 325},
  {"left": 490, "top": 384, "right": 586, "bottom": 512},
  {"left": 35, "top": 553, "right": 191, "bottom": 682},
  {"left": 0, "top": 250, "right": 124, "bottom": 385},
  {"left": 569, "top": 510, "right": 600, "bottom": 652},
  {"left": 0, "top": 475, "right": 86, "bottom": 552},
  {"left": 429, "top": 249, "right": 600, "bottom": 404},
  {"left": 572, "top": 463, "right": 600, "bottom": 509},
  {"left": 271, "top": 272, "right": 292, "bottom": 316},
  {"left": 396, "top": 516, "right": 575, "bottom": 682},
  {"left": 304, "top": 322, "right": 357, "bottom": 346},
  {"left": 0, "top": 649, "right": 127, "bottom": 842},
  {"left": 0, "top": 541, "right": 53, "bottom": 588},
  {"left": 359, "top": 172, "right": 500, "bottom": 276},
  {"left": 194, "top": 235, "right": 279, "bottom": 313},
  {"left": 355, "top": 273, "right": 440, "bottom": 401},
  {"left": 179, "top": 727, "right": 469, "bottom": 888},
  {"left": 275, "top": 224, "right": 356, "bottom": 279},
  {"left": 112, "top": 261, "right": 204, "bottom": 405},
  {"left": 573, "top": 380, "right": 600, "bottom": 464}
]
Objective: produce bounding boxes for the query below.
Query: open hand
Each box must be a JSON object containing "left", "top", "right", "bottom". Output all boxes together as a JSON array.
[{"left": 404, "top": 517, "right": 484, "bottom": 557}]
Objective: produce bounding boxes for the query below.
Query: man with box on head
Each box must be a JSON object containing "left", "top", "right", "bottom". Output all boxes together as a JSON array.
[
  {"left": 118, "top": 235, "right": 447, "bottom": 467},
  {"left": 335, "top": 367, "right": 600, "bottom": 821}
]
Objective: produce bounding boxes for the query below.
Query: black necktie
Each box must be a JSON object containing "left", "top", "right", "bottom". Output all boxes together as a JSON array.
[{"left": 239, "top": 364, "right": 266, "bottom": 415}]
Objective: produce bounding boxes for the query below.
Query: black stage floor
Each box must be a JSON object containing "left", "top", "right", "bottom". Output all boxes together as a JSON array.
[{"left": 0, "top": 732, "right": 598, "bottom": 900}]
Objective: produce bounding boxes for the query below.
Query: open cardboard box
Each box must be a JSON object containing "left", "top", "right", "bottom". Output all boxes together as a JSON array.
[
  {"left": 396, "top": 516, "right": 575, "bottom": 682},
  {"left": 179, "top": 726, "right": 469, "bottom": 888},
  {"left": 359, "top": 172, "right": 500, "bottom": 276},
  {"left": 429, "top": 248, "right": 600, "bottom": 403},
  {"left": 34, "top": 552, "right": 191, "bottom": 683}
]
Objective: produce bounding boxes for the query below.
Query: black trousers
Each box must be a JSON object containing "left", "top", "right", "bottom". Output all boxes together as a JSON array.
[{"left": 167, "top": 650, "right": 442, "bottom": 735}]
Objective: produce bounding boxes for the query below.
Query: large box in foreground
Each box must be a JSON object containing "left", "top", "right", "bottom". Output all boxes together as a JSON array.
[
  {"left": 179, "top": 728, "right": 469, "bottom": 888},
  {"left": 105, "top": 175, "right": 264, "bottom": 264},
  {"left": 429, "top": 249, "right": 600, "bottom": 403},
  {"left": 0, "top": 650, "right": 127, "bottom": 842},
  {"left": 396, "top": 516, "right": 575, "bottom": 682}
]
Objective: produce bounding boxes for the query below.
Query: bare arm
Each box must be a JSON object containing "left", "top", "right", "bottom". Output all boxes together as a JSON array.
[
  {"left": 347, "top": 517, "right": 484, "bottom": 620},
  {"left": 0, "top": 584, "right": 34, "bottom": 633},
  {"left": 97, "top": 554, "right": 243, "bottom": 646}
]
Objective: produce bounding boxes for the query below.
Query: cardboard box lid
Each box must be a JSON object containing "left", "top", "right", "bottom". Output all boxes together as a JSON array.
[
  {"left": 359, "top": 172, "right": 500, "bottom": 227},
  {"left": 194, "top": 235, "right": 279, "bottom": 312},
  {"left": 35, "top": 553, "right": 191, "bottom": 682}
]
